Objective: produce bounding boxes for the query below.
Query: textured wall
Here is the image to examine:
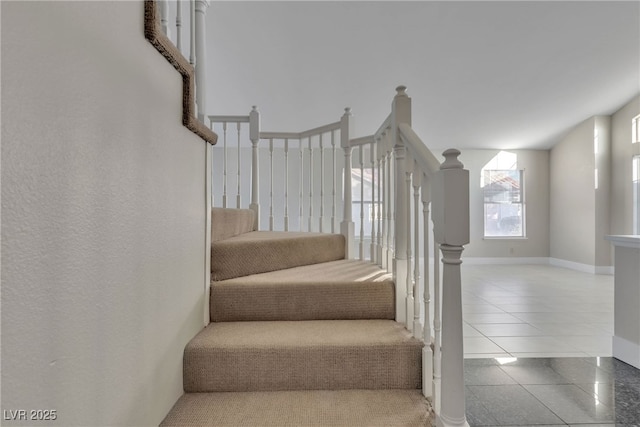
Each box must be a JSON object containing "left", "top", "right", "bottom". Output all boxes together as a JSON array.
[{"left": 1, "top": 2, "right": 206, "bottom": 425}]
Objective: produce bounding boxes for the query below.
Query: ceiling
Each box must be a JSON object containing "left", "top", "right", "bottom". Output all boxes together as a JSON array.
[{"left": 206, "top": 1, "right": 640, "bottom": 150}]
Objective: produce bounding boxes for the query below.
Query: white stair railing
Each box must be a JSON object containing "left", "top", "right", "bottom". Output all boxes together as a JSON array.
[
  {"left": 208, "top": 86, "right": 469, "bottom": 427},
  {"left": 208, "top": 108, "right": 355, "bottom": 254},
  {"left": 398, "top": 87, "right": 469, "bottom": 427},
  {"left": 367, "top": 86, "right": 469, "bottom": 427}
]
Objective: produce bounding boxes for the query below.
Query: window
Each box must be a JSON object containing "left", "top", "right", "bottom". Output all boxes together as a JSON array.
[
  {"left": 633, "top": 114, "right": 640, "bottom": 144},
  {"left": 483, "top": 170, "right": 525, "bottom": 237},
  {"left": 481, "top": 151, "right": 524, "bottom": 238},
  {"left": 633, "top": 155, "right": 640, "bottom": 234}
]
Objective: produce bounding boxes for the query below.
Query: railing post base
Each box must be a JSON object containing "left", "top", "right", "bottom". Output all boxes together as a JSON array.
[
  {"left": 341, "top": 221, "right": 355, "bottom": 259},
  {"left": 249, "top": 203, "right": 260, "bottom": 231}
]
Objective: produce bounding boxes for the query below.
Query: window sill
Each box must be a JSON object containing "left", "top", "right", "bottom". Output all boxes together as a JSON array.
[{"left": 483, "top": 236, "right": 528, "bottom": 240}]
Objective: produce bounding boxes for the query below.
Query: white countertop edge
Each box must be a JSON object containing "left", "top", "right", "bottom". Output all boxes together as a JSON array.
[{"left": 606, "top": 235, "right": 640, "bottom": 249}]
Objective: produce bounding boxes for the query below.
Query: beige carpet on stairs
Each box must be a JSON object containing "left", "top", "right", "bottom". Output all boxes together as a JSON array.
[
  {"left": 161, "top": 208, "right": 433, "bottom": 426},
  {"left": 210, "top": 259, "right": 395, "bottom": 321},
  {"left": 211, "top": 231, "right": 345, "bottom": 281},
  {"left": 184, "top": 319, "right": 422, "bottom": 392},
  {"left": 160, "top": 390, "right": 433, "bottom": 427}
]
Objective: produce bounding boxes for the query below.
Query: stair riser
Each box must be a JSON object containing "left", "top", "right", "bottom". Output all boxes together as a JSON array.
[
  {"left": 210, "top": 282, "right": 395, "bottom": 322},
  {"left": 211, "top": 232, "right": 345, "bottom": 281},
  {"left": 184, "top": 346, "right": 421, "bottom": 392}
]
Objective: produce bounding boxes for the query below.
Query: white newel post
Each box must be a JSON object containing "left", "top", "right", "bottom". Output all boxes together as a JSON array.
[
  {"left": 392, "top": 86, "right": 411, "bottom": 326},
  {"left": 249, "top": 106, "right": 260, "bottom": 230},
  {"left": 340, "top": 108, "right": 355, "bottom": 259},
  {"left": 432, "top": 149, "right": 470, "bottom": 427},
  {"left": 194, "top": 0, "right": 209, "bottom": 122}
]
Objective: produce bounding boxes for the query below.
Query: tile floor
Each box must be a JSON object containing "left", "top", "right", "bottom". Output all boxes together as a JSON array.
[
  {"left": 465, "top": 357, "right": 640, "bottom": 426},
  {"left": 460, "top": 264, "right": 640, "bottom": 426},
  {"left": 462, "top": 264, "right": 614, "bottom": 359}
]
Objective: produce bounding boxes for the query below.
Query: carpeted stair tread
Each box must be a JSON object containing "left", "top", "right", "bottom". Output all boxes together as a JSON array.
[
  {"left": 160, "top": 389, "right": 433, "bottom": 426},
  {"left": 184, "top": 319, "right": 422, "bottom": 392},
  {"left": 211, "top": 231, "right": 345, "bottom": 281},
  {"left": 211, "top": 259, "right": 394, "bottom": 321}
]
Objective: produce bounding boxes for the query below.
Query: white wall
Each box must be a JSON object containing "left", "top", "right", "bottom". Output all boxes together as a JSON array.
[
  {"left": 550, "top": 118, "right": 597, "bottom": 265},
  {"left": 549, "top": 116, "right": 614, "bottom": 268},
  {"left": 459, "top": 149, "right": 550, "bottom": 259},
  {"left": 1, "top": 2, "right": 207, "bottom": 426},
  {"left": 594, "top": 116, "right": 612, "bottom": 266},
  {"left": 610, "top": 95, "right": 640, "bottom": 235}
]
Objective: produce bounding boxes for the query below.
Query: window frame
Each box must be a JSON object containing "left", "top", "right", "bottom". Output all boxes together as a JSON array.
[{"left": 482, "top": 169, "right": 526, "bottom": 239}]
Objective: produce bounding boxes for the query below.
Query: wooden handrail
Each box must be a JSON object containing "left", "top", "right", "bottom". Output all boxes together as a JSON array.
[{"left": 144, "top": 1, "right": 217, "bottom": 145}]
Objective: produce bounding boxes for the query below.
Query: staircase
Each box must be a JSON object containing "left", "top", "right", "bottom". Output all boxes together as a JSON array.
[{"left": 161, "top": 207, "right": 433, "bottom": 426}]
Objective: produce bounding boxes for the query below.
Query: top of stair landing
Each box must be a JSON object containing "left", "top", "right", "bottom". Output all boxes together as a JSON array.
[{"left": 211, "top": 207, "right": 346, "bottom": 281}]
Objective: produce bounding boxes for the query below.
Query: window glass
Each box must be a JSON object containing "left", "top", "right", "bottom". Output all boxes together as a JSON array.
[{"left": 483, "top": 169, "right": 525, "bottom": 237}]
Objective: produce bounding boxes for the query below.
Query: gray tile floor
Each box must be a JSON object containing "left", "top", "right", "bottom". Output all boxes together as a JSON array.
[
  {"left": 461, "top": 264, "right": 640, "bottom": 426},
  {"left": 465, "top": 357, "right": 640, "bottom": 426}
]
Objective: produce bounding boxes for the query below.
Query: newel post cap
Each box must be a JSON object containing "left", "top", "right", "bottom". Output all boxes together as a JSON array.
[
  {"left": 395, "top": 85, "right": 408, "bottom": 97},
  {"left": 440, "top": 149, "right": 464, "bottom": 170}
]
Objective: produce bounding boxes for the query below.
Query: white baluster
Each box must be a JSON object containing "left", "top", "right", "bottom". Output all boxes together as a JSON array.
[
  {"left": 370, "top": 141, "right": 376, "bottom": 262},
  {"left": 433, "top": 235, "right": 441, "bottom": 412},
  {"left": 209, "top": 118, "right": 215, "bottom": 208},
  {"left": 381, "top": 138, "right": 387, "bottom": 269},
  {"left": 377, "top": 145, "right": 383, "bottom": 266},
  {"left": 284, "top": 139, "right": 289, "bottom": 231},
  {"left": 319, "top": 134, "right": 324, "bottom": 233},
  {"left": 299, "top": 139, "right": 304, "bottom": 231},
  {"left": 194, "top": 0, "right": 209, "bottom": 122},
  {"left": 176, "top": 0, "right": 182, "bottom": 52},
  {"left": 359, "top": 144, "right": 365, "bottom": 261},
  {"left": 413, "top": 161, "right": 421, "bottom": 339},
  {"left": 308, "top": 136, "right": 314, "bottom": 232},
  {"left": 422, "top": 174, "right": 433, "bottom": 399},
  {"left": 269, "top": 138, "right": 274, "bottom": 231},
  {"left": 236, "top": 122, "right": 241, "bottom": 208},
  {"left": 331, "top": 130, "right": 337, "bottom": 234},
  {"left": 340, "top": 108, "right": 354, "bottom": 259},
  {"left": 405, "top": 157, "right": 413, "bottom": 332},
  {"left": 249, "top": 106, "right": 260, "bottom": 229},
  {"left": 160, "top": 0, "right": 170, "bottom": 37},
  {"left": 189, "top": 0, "right": 195, "bottom": 67},
  {"left": 387, "top": 146, "right": 395, "bottom": 273},
  {"left": 222, "top": 122, "right": 228, "bottom": 208},
  {"left": 393, "top": 142, "right": 408, "bottom": 326}
]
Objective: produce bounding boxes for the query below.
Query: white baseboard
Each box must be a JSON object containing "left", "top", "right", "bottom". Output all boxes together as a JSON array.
[
  {"left": 613, "top": 335, "right": 640, "bottom": 369},
  {"left": 595, "top": 265, "right": 615, "bottom": 275},
  {"left": 549, "top": 258, "right": 614, "bottom": 275},
  {"left": 460, "top": 257, "right": 614, "bottom": 275},
  {"left": 462, "top": 257, "right": 549, "bottom": 265}
]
